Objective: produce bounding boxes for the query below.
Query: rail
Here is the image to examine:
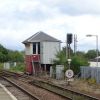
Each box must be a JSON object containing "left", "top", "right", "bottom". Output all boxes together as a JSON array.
[
  {"left": 0, "top": 70, "right": 99, "bottom": 100},
  {"left": 1, "top": 76, "right": 40, "bottom": 100}
]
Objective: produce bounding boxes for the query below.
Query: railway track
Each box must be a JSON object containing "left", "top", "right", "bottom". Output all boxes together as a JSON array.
[
  {"left": 29, "top": 79, "right": 99, "bottom": 100},
  {"left": 0, "top": 70, "right": 68, "bottom": 100},
  {"left": 0, "top": 70, "right": 99, "bottom": 100},
  {"left": 0, "top": 77, "right": 39, "bottom": 100}
]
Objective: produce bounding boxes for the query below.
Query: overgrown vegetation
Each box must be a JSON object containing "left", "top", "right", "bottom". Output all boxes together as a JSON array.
[
  {"left": 53, "top": 47, "right": 92, "bottom": 75},
  {"left": 71, "top": 56, "right": 89, "bottom": 74},
  {"left": 0, "top": 63, "right": 3, "bottom": 69},
  {"left": 87, "top": 78, "right": 96, "bottom": 85},
  {"left": 0, "top": 43, "right": 100, "bottom": 74},
  {"left": 0, "top": 44, "right": 9, "bottom": 62},
  {"left": 10, "top": 63, "right": 25, "bottom": 72},
  {"left": 0, "top": 44, "right": 24, "bottom": 63},
  {"left": 0, "top": 44, "right": 25, "bottom": 72}
]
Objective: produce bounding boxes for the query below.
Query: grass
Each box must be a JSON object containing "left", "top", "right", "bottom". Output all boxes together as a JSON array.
[
  {"left": 0, "top": 63, "right": 3, "bottom": 70},
  {"left": 10, "top": 63, "right": 25, "bottom": 73},
  {"left": 0, "top": 62, "right": 25, "bottom": 73}
]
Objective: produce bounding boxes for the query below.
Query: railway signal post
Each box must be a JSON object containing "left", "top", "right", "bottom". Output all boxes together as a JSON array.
[{"left": 66, "top": 33, "right": 74, "bottom": 85}]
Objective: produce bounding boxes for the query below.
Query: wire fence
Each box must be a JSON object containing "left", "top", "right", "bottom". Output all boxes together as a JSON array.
[
  {"left": 81, "top": 66, "right": 100, "bottom": 83},
  {"left": 50, "top": 65, "right": 100, "bottom": 83}
]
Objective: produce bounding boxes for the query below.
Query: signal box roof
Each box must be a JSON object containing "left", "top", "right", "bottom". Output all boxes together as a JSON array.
[{"left": 22, "top": 31, "right": 61, "bottom": 44}]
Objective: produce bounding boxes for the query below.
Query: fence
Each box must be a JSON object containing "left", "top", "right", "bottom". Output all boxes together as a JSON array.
[
  {"left": 81, "top": 66, "right": 100, "bottom": 83},
  {"left": 50, "top": 65, "right": 64, "bottom": 80}
]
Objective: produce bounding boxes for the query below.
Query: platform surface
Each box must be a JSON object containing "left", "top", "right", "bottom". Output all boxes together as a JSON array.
[{"left": 0, "top": 83, "right": 17, "bottom": 100}]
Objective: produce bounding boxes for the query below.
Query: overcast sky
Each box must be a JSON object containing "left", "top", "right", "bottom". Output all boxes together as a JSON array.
[{"left": 0, "top": 0, "right": 100, "bottom": 52}]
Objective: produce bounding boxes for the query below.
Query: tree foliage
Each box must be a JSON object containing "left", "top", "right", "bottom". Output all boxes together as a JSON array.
[
  {"left": 8, "top": 50, "right": 24, "bottom": 62},
  {"left": 76, "top": 51, "right": 86, "bottom": 57},
  {"left": 85, "top": 49, "right": 97, "bottom": 59},
  {"left": 53, "top": 49, "right": 67, "bottom": 66},
  {"left": 0, "top": 44, "right": 9, "bottom": 62},
  {"left": 0, "top": 44, "right": 24, "bottom": 63},
  {"left": 53, "top": 46, "right": 89, "bottom": 75},
  {"left": 71, "top": 56, "right": 89, "bottom": 74}
]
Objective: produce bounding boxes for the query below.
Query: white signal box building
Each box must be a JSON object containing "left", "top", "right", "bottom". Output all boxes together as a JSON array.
[{"left": 23, "top": 31, "right": 61, "bottom": 74}]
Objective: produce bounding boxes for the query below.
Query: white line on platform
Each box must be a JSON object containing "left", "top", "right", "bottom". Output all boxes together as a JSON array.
[{"left": 0, "top": 83, "right": 17, "bottom": 100}]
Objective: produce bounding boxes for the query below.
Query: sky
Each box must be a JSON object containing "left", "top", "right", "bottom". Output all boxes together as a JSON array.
[{"left": 0, "top": 0, "right": 100, "bottom": 52}]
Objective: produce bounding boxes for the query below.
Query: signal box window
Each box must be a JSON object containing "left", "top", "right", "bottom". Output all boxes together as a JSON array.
[
  {"left": 33, "top": 42, "right": 40, "bottom": 54},
  {"left": 33, "top": 43, "right": 36, "bottom": 54},
  {"left": 38, "top": 42, "right": 40, "bottom": 54}
]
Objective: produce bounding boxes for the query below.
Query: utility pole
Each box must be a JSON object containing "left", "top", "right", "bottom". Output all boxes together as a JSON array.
[
  {"left": 66, "top": 35, "right": 68, "bottom": 60},
  {"left": 74, "top": 34, "right": 77, "bottom": 55},
  {"left": 86, "top": 34, "right": 98, "bottom": 67}
]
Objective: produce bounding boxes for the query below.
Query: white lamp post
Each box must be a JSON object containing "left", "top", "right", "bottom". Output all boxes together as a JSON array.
[{"left": 86, "top": 34, "right": 98, "bottom": 67}]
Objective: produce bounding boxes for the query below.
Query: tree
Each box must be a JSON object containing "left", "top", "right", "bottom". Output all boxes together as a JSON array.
[
  {"left": 0, "top": 44, "right": 24, "bottom": 63},
  {"left": 76, "top": 51, "right": 85, "bottom": 57},
  {"left": 85, "top": 50, "right": 97, "bottom": 59},
  {"left": 53, "top": 48, "right": 67, "bottom": 66},
  {"left": 0, "top": 44, "right": 9, "bottom": 62},
  {"left": 53, "top": 47, "right": 89, "bottom": 75},
  {"left": 8, "top": 50, "right": 24, "bottom": 62},
  {"left": 14, "top": 51, "right": 24, "bottom": 62},
  {"left": 71, "top": 56, "right": 89, "bottom": 74}
]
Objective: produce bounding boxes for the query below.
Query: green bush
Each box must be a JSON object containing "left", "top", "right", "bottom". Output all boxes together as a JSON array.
[
  {"left": 0, "top": 63, "right": 3, "bottom": 69},
  {"left": 10, "top": 63, "right": 25, "bottom": 72},
  {"left": 71, "top": 56, "right": 89, "bottom": 75}
]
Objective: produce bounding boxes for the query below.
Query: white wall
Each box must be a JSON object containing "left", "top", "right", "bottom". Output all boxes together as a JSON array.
[
  {"left": 89, "top": 61, "right": 100, "bottom": 67},
  {"left": 4, "top": 63, "right": 10, "bottom": 69},
  {"left": 25, "top": 43, "right": 33, "bottom": 55},
  {"left": 40, "top": 41, "right": 60, "bottom": 64}
]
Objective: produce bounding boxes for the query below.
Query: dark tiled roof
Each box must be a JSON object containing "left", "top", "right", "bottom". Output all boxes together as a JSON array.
[{"left": 22, "top": 31, "right": 61, "bottom": 44}]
